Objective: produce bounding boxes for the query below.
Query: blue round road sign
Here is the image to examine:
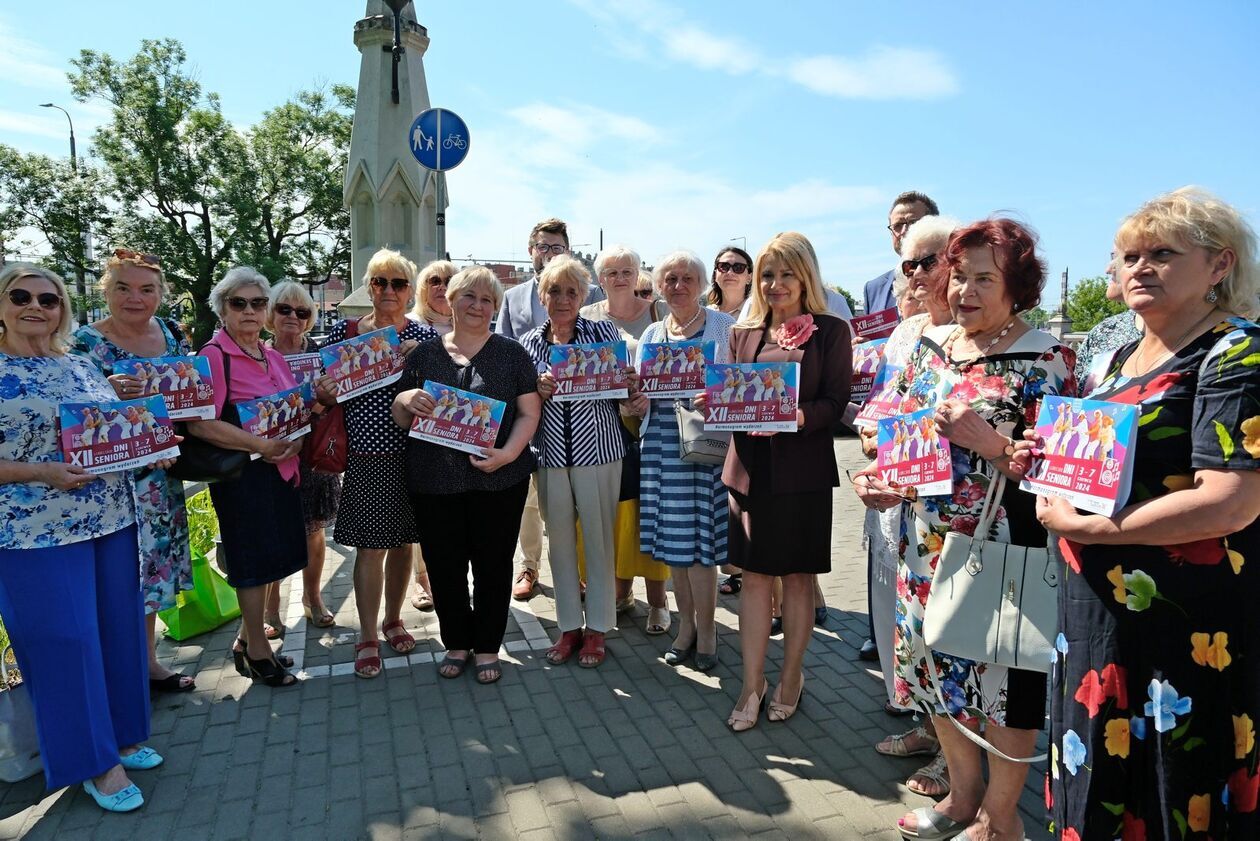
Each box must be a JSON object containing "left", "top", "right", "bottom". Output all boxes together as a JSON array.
[{"left": 408, "top": 108, "right": 470, "bottom": 172}]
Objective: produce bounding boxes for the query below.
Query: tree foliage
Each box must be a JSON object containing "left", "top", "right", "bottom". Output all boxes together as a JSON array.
[{"left": 1067, "top": 275, "right": 1126, "bottom": 333}]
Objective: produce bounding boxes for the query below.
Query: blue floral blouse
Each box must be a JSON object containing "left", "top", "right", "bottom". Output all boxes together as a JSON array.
[{"left": 0, "top": 353, "right": 136, "bottom": 549}]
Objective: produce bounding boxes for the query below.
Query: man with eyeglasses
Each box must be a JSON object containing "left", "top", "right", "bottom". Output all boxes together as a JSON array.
[
  {"left": 496, "top": 218, "right": 604, "bottom": 599},
  {"left": 862, "top": 191, "right": 940, "bottom": 318}
]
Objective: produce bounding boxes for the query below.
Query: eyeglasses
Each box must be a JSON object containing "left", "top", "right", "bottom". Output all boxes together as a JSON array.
[
  {"left": 425, "top": 276, "right": 450, "bottom": 287},
  {"left": 532, "top": 243, "right": 568, "bottom": 255},
  {"left": 370, "top": 276, "right": 410, "bottom": 291},
  {"left": 715, "top": 261, "right": 749, "bottom": 275},
  {"left": 273, "top": 303, "right": 313, "bottom": 319},
  {"left": 7, "top": 288, "right": 62, "bottom": 309},
  {"left": 111, "top": 248, "right": 161, "bottom": 267},
  {"left": 900, "top": 254, "right": 939, "bottom": 275},
  {"left": 227, "top": 296, "right": 269, "bottom": 312},
  {"left": 887, "top": 221, "right": 916, "bottom": 234},
  {"left": 600, "top": 268, "right": 636, "bottom": 280},
  {"left": 634, "top": 290, "right": 653, "bottom": 299}
]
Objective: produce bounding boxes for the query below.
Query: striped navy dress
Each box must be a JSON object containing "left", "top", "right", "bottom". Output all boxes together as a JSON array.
[{"left": 636, "top": 310, "right": 735, "bottom": 567}]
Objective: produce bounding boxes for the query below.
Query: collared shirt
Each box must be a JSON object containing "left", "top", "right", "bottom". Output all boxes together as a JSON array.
[
  {"left": 520, "top": 317, "right": 627, "bottom": 468},
  {"left": 496, "top": 277, "right": 607, "bottom": 341}
]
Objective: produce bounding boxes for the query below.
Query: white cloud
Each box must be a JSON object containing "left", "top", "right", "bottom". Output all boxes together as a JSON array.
[
  {"left": 786, "top": 47, "right": 959, "bottom": 99},
  {"left": 0, "top": 110, "right": 69, "bottom": 141},
  {"left": 506, "top": 102, "right": 662, "bottom": 149},
  {"left": 0, "top": 18, "right": 69, "bottom": 90}
]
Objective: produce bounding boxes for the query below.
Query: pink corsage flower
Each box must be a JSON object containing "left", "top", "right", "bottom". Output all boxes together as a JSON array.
[{"left": 773, "top": 314, "right": 817, "bottom": 351}]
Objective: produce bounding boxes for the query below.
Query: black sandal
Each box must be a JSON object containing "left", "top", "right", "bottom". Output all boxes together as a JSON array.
[
  {"left": 149, "top": 673, "right": 196, "bottom": 693},
  {"left": 719, "top": 574, "right": 743, "bottom": 595},
  {"left": 232, "top": 638, "right": 293, "bottom": 677},
  {"left": 437, "top": 653, "right": 470, "bottom": 679},
  {"left": 245, "top": 654, "right": 297, "bottom": 687},
  {"left": 474, "top": 660, "right": 502, "bottom": 684}
]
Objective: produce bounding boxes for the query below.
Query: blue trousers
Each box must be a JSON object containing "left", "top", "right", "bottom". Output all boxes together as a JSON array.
[{"left": 0, "top": 526, "right": 150, "bottom": 790}]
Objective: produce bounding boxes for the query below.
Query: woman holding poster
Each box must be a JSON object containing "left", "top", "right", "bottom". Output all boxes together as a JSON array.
[
  {"left": 715, "top": 232, "right": 852, "bottom": 732},
  {"left": 71, "top": 248, "right": 196, "bottom": 694},
  {"left": 392, "top": 266, "right": 540, "bottom": 685},
  {"left": 0, "top": 264, "right": 170, "bottom": 812},
  {"left": 1035, "top": 189, "right": 1260, "bottom": 840},
  {"left": 854, "top": 220, "right": 1075, "bottom": 841},
  {"left": 523, "top": 256, "right": 629, "bottom": 668}
]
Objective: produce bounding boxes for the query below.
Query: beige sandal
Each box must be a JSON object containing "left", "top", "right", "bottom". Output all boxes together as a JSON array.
[
  {"left": 906, "top": 752, "right": 950, "bottom": 798},
  {"left": 876, "top": 725, "right": 940, "bottom": 757},
  {"left": 645, "top": 606, "right": 671, "bottom": 635}
]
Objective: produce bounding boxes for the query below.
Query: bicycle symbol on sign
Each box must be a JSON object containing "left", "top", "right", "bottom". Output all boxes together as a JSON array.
[{"left": 443, "top": 133, "right": 467, "bottom": 150}]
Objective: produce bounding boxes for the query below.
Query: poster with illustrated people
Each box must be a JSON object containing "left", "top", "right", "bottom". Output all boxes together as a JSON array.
[
  {"left": 409, "top": 381, "right": 506, "bottom": 456},
  {"left": 114, "top": 355, "right": 216, "bottom": 420},
  {"left": 851, "top": 305, "right": 899, "bottom": 340},
  {"left": 876, "top": 407, "right": 952, "bottom": 495},
  {"left": 1020, "top": 395, "right": 1137, "bottom": 516},
  {"left": 283, "top": 352, "right": 324, "bottom": 387},
  {"left": 854, "top": 364, "right": 905, "bottom": 429},
  {"left": 58, "top": 396, "right": 180, "bottom": 474},
  {"left": 318, "top": 326, "right": 403, "bottom": 402},
  {"left": 547, "top": 340, "right": 631, "bottom": 401},
  {"left": 637, "top": 340, "right": 715, "bottom": 398},
  {"left": 703, "top": 362, "right": 800, "bottom": 433},
  {"left": 849, "top": 338, "right": 888, "bottom": 403},
  {"left": 236, "top": 383, "right": 317, "bottom": 459}
]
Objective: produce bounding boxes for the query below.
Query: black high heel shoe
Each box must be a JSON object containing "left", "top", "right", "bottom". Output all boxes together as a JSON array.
[
  {"left": 245, "top": 653, "right": 297, "bottom": 688},
  {"left": 232, "top": 638, "right": 293, "bottom": 677}
]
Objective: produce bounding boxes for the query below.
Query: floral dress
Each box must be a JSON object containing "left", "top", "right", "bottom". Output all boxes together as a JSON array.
[
  {"left": 1050, "top": 317, "right": 1260, "bottom": 840},
  {"left": 890, "top": 326, "right": 1077, "bottom": 726},
  {"left": 71, "top": 319, "right": 193, "bottom": 614}
]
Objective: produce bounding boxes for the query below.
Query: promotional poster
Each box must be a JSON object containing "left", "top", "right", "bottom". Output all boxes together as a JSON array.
[
  {"left": 702, "top": 362, "right": 800, "bottom": 433},
  {"left": 851, "top": 305, "right": 899, "bottom": 340},
  {"left": 548, "top": 340, "right": 630, "bottom": 401},
  {"left": 1020, "top": 395, "right": 1137, "bottom": 516},
  {"left": 236, "top": 383, "right": 317, "bottom": 459},
  {"left": 283, "top": 352, "right": 324, "bottom": 387},
  {"left": 408, "top": 381, "right": 506, "bottom": 456},
  {"left": 853, "top": 364, "right": 905, "bottom": 430},
  {"left": 58, "top": 396, "right": 180, "bottom": 474},
  {"left": 114, "top": 355, "right": 215, "bottom": 420},
  {"left": 850, "top": 338, "right": 888, "bottom": 403},
  {"left": 637, "top": 340, "right": 714, "bottom": 398},
  {"left": 876, "top": 407, "right": 952, "bottom": 495},
  {"left": 318, "top": 326, "right": 403, "bottom": 402}
]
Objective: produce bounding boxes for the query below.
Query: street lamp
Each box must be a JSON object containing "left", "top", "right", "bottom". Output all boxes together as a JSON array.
[
  {"left": 730, "top": 236, "right": 746, "bottom": 249},
  {"left": 41, "top": 102, "right": 87, "bottom": 324},
  {"left": 382, "top": 0, "right": 410, "bottom": 105}
]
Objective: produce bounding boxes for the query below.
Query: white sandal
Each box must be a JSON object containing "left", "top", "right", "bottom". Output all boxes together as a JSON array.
[
  {"left": 875, "top": 725, "right": 940, "bottom": 757},
  {"left": 645, "top": 606, "right": 671, "bottom": 635},
  {"left": 906, "top": 752, "right": 950, "bottom": 798}
]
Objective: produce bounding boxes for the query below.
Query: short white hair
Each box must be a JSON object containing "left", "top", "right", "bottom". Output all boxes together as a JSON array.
[
  {"left": 594, "top": 245, "right": 640, "bottom": 277},
  {"left": 266, "top": 280, "right": 317, "bottom": 333},
  {"left": 209, "top": 266, "right": 272, "bottom": 319},
  {"left": 894, "top": 215, "right": 962, "bottom": 291},
  {"left": 652, "top": 250, "right": 707, "bottom": 301}
]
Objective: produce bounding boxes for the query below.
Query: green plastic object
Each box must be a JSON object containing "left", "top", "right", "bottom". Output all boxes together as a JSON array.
[{"left": 158, "top": 549, "right": 240, "bottom": 640}]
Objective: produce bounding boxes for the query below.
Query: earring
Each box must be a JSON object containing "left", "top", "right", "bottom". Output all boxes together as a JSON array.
[{"left": 1205, "top": 285, "right": 1219, "bottom": 304}]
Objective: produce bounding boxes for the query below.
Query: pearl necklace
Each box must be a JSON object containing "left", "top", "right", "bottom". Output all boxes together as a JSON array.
[
  {"left": 943, "top": 320, "right": 1016, "bottom": 369},
  {"left": 669, "top": 308, "right": 703, "bottom": 337}
]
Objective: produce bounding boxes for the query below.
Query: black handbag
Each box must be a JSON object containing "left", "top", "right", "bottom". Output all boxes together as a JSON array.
[{"left": 166, "top": 344, "right": 250, "bottom": 483}]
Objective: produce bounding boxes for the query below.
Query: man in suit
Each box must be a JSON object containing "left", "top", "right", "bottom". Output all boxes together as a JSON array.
[
  {"left": 862, "top": 191, "right": 939, "bottom": 318},
  {"left": 497, "top": 218, "right": 603, "bottom": 599}
]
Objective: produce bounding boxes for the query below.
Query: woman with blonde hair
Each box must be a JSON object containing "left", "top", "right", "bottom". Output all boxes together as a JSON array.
[{"left": 412, "top": 259, "right": 456, "bottom": 335}]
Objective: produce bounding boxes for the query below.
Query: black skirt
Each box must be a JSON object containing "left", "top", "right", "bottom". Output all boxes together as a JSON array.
[
  {"left": 209, "top": 458, "right": 307, "bottom": 588},
  {"left": 333, "top": 451, "right": 419, "bottom": 549}
]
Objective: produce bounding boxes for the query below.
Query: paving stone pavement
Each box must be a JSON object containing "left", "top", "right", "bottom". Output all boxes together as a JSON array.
[{"left": 0, "top": 438, "right": 1052, "bottom": 840}]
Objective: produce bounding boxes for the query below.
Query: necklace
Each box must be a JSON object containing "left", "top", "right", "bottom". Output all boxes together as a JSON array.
[
  {"left": 230, "top": 333, "right": 268, "bottom": 365},
  {"left": 669, "top": 308, "right": 703, "bottom": 337},
  {"left": 943, "top": 320, "right": 1016, "bottom": 369},
  {"left": 1130, "top": 308, "right": 1219, "bottom": 376}
]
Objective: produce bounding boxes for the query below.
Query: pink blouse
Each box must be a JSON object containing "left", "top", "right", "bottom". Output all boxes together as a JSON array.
[{"left": 199, "top": 330, "right": 301, "bottom": 484}]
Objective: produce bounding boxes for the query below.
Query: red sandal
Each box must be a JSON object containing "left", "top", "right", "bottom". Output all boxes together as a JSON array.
[
  {"left": 577, "top": 631, "right": 606, "bottom": 668},
  {"left": 354, "top": 640, "right": 381, "bottom": 679},
  {"left": 546, "top": 629, "right": 583, "bottom": 665},
  {"left": 381, "top": 619, "right": 416, "bottom": 655}
]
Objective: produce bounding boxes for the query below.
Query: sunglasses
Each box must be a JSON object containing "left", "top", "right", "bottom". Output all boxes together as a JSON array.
[
  {"left": 901, "top": 254, "right": 939, "bottom": 276},
  {"left": 227, "top": 296, "right": 269, "bottom": 312},
  {"left": 274, "top": 303, "right": 313, "bottom": 319},
  {"left": 634, "top": 290, "right": 653, "bottom": 299},
  {"left": 371, "top": 276, "right": 410, "bottom": 291},
  {"left": 425, "top": 276, "right": 450, "bottom": 287},
  {"left": 715, "top": 261, "right": 749, "bottom": 275},
  {"left": 111, "top": 248, "right": 161, "bottom": 267},
  {"left": 7, "top": 288, "right": 63, "bottom": 309}
]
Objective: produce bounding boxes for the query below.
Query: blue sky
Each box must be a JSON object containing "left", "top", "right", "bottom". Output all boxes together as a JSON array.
[{"left": 3, "top": 1, "right": 1259, "bottom": 304}]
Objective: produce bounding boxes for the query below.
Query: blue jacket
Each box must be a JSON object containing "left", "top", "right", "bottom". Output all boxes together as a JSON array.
[{"left": 863, "top": 269, "right": 897, "bottom": 315}]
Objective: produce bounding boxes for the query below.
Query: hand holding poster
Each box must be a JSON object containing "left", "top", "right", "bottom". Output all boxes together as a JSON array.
[
  {"left": 1019, "top": 395, "right": 1137, "bottom": 516},
  {"left": 851, "top": 306, "right": 899, "bottom": 340},
  {"left": 318, "top": 326, "right": 403, "bottom": 402},
  {"left": 703, "top": 362, "right": 799, "bottom": 433},
  {"left": 876, "top": 408, "right": 952, "bottom": 495},
  {"left": 854, "top": 364, "right": 904, "bottom": 429},
  {"left": 283, "top": 352, "right": 324, "bottom": 387},
  {"left": 236, "top": 384, "right": 317, "bottom": 459},
  {"left": 409, "top": 381, "right": 505, "bottom": 455},
  {"left": 850, "top": 339, "right": 888, "bottom": 403},
  {"left": 638, "top": 340, "right": 714, "bottom": 398},
  {"left": 548, "top": 340, "right": 630, "bottom": 401},
  {"left": 114, "top": 355, "right": 216, "bottom": 420},
  {"left": 59, "top": 396, "right": 180, "bottom": 474}
]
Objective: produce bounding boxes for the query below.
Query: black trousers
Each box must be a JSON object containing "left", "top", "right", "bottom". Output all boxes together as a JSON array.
[{"left": 411, "top": 478, "right": 530, "bottom": 655}]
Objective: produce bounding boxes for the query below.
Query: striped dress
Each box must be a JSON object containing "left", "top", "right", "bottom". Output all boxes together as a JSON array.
[{"left": 636, "top": 310, "right": 735, "bottom": 567}]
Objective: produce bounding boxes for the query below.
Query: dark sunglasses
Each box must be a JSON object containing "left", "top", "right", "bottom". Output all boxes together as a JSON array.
[
  {"left": 227, "top": 296, "right": 269, "bottom": 312},
  {"left": 425, "top": 276, "right": 450, "bottom": 287},
  {"left": 371, "top": 276, "right": 410, "bottom": 291},
  {"left": 900, "top": 254, "right": 939, "bottom": 276},
  {"left": 7, "top": 288, "right": 63, "bottom": 309},
  {"left": 634, "top": 290, "right": 654, "bottom": 299},
  {"left": 715, "top": 261, "right": 749, "bottom": 275},
  {"left": 274, "top": 303, "right": 313, "bottom": 319}
]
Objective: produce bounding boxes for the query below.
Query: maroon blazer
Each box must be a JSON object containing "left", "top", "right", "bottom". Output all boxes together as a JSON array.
[{"left": 721, "top": 313, "right": 852, "bottom": 495}]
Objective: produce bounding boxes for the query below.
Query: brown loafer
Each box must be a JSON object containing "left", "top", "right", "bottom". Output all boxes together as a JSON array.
[{"left": 512, "top": 568, "right": 538, "bottom": 600}]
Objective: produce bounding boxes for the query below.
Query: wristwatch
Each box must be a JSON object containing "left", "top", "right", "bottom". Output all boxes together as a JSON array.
[{"left": 991, "top": 436, "right": 1015, "bottom": 460}]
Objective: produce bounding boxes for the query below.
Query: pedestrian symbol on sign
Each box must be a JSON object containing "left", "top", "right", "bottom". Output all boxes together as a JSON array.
[{"left": 408, "top": 109, "right": 470, "bottom": 172}]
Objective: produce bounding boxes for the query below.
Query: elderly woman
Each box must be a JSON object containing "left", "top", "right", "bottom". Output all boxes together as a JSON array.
[
  {"left": 314, "top": 249, "right": 434, "bottom": 678},
  {"left": 707, "top": 245, "right": 754, "bottom": 318},
  {"left": 263, "top": 281, "right": 341, "bottom": 629},
  {"left": 522, "top": 256, "right": 629, "bottom": 667},
  {"left": 411, "top": 259, "right": 456, "bottom": 335},
  {"left": 71, "top": 249, "right": 195, "bottom": 693},
  {"left": 855, "top": 220, "right": 1076, "bottom": 841},
  {"left": 580, "top": 246, "right": 670, "bottom": 623},
  {"left": 627, "top": 251, "right": 736, "bottom": 663},
  {"left": 0, "top": 264, "right": 167, "bottom": 811},
  {"left": 186, "top": 267, "right": 307, "bottom": 688},
  {"left": 1038, "top": 189, "right": 1260, "bottom": 840},
  {"left": 716, "top": 233, "right": 852, "bottom": 731},
  {"left": 392, "top": 266, "right": 540, "bottom": 684},
  {"left": 635, "top": 270, "right": 656, "bottom": 301}
]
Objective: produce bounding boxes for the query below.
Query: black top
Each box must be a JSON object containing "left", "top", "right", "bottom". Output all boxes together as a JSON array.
[{"left": 398, "top": 334, "right": 538, "bottom": 494}]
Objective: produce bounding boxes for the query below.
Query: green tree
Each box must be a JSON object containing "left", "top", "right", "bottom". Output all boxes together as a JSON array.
[
  {"left": 1067, "top": 275, "right": 1125, "bottom": 333},
  {"left": 833, "top": 285, "right": 858, "bottom": 316},
  {"left": 1023, "top": 306, "right": 1050, "bottom": 329}
]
